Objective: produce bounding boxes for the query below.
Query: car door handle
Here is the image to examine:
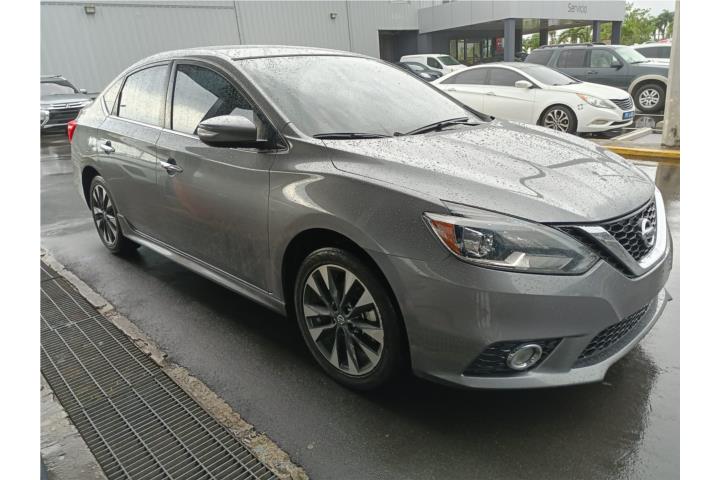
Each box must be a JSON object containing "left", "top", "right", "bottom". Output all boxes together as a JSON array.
[
  {"left": 99, "top": 141, "right": 114, "bottom": 154},
  {"left": 446, "top": 87, "right": 457, "bottom": 92},
  {"left": 587, "top": 70, "right": 598, "bottom": 74},
  {"left": 159, "top": 159, "right": 183, "bottom": 175},
  {"left": 486, "top": 92, "right": 496, "bottom": 96}
]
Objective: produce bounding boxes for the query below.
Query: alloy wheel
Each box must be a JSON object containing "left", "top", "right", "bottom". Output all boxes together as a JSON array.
[
  {"left": 91, "top": 184, "right": 118, "bottom": 246},
  {"left": 638, "top": 88, "right": 660, "bottom": 109},
  {"left": 543, "top": 108, "right": 570, "bottom": 132},
  {"left": 302, "top": 264, "right": 384, "bottom": 376}
]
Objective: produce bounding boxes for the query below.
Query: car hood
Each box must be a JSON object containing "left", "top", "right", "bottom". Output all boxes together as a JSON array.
[
  {"left": 324, "top": 119, "right": 654, "bottom": 223},
  {"left": 547, "top": 81, "right": 631, "bottom": 99},
  {"left": 40, "top": 93, "right": 92, "bottom": 105}
]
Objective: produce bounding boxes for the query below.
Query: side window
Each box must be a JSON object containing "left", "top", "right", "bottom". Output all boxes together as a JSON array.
[
  {"left": 525, "top": 49, "right": 553, "bottom": 65},
  {"left": 556, "top": 50, "right": 587, "bottom": 68},
  {"left": 488, "top": 68, "right": 524, "bottom": 87},
  {"left": 637, "top": 47, "right": 656, "bottom": 58},
  {"left": 448, "top": 68, "right": 489, "bottom": 85},
  {"left": 171, "top": 64, "right": 255, "bottom": 136},
  {"left": 102, "top": 78, "right": 122, "bottom": 113},
  {"left": 590, "top": 50, "right": 617, "bottom": 68},
  {"left": 427, "top": 57, "right": 442, "bottom": 69},
  {"left": 117, "top": 65, "right": 167, "bottom": 126},
  {"left": 658, "top": 46, "right": 671, "bottom": 59}
]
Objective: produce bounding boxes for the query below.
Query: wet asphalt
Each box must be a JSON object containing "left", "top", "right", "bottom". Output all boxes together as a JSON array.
[{"left": 41, "top": 133, "right": 679, "bottom": 480}]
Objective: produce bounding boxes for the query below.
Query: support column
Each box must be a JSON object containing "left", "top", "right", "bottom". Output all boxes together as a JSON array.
[
  {"left": 662, "top": 1, "right": 679, "bottom": 147},
  {"left": 514, "top": 21, "right": 522, "bottom": 58},
  {"left": 611, "top": 21, "right": 622, "bottom": 44},
  {"left": 592, "top": 20, "right": 601, "bottom": 43},
  {"left": 539, "top": 20, "right": 549, "bottom": 46},
  {"left": 503, "top": 18, "right": 516, "bottom": 61}
]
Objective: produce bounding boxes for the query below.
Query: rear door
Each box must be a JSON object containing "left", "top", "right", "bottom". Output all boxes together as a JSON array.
[
  {"left": 96, "top": 63, "right": 169, "bottom": 236},
  {"left": 553, "top": 49, "right": 589, "bottom": 82},
  {"left": 154, "top": 61, "right": 277, "bottom": 290},
  {"left": 437, "top": 68, "right": 490, "bottom": 112},
  {"left": 481, "top": 67, "right": 537, "bottom": 123}
]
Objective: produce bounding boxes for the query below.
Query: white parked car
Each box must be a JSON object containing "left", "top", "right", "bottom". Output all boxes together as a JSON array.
[
  {"left": 399, "top": 54, "right": 467, "bottom": 76},
  {"left": 433, "top": 62, "right": 635, "bottom": 134},
  {"left": 630, "top": 42, "right": 671, "bottom": 64}
]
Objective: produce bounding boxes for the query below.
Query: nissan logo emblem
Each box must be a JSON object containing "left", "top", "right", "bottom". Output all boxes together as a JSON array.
[{"left": 639, "top": 217, "right": 656, "bottom": 248}]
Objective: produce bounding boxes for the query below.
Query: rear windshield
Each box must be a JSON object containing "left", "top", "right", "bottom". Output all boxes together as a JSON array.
[{"left": 438, "top": 55, "right": 461, "bottom": 66}]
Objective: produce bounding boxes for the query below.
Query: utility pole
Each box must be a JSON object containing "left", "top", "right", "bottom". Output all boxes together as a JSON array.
[{"left": 662, "top": 0, "right": 680, "bottom": 147}]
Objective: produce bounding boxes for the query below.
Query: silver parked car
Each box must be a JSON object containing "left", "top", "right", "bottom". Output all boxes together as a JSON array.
[
  {"left": 71, "top": 46, "right": 672, "bottom": 390},
  {"left": 41, "top": 75, "right": 92, "bottom": 130}
]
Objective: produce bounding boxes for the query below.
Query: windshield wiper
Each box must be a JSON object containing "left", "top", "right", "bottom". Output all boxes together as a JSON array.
[
  {"left": 313, "top": 132, "right": 390, "bottom": 139},
  {"left": 400, "top": 117, "right": 480, "bottom": 136}
]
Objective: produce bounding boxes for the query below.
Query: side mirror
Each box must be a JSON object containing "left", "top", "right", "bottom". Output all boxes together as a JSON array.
[
  {"left": 515, "top": 80, "right": 533, "bottom": 89},
  {"left": 197, "top": 115, "right": 264, "bottom": 148},
  {"left": 79, "top": 88, "right": 88, "bottom": 94},
  {"left": 611, "top": 61, "right": 623, "bottom": 69}
]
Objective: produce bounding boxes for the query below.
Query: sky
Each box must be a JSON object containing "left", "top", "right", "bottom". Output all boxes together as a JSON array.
[{"left": 634, "top": 0, "right": 675, "bottom": 15}]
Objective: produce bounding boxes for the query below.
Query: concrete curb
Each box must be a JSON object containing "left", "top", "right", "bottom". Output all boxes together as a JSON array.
[{"left": 41, "top": 248, "right": 309, "bottom": 480}]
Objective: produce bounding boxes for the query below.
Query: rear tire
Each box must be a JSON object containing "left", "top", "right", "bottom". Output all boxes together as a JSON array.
[
  {"left": 89, "top": 176, "right": 139, "bottom": 255},
  {"left": 539, "top": 105, "right": 577, "bottom": 134},
  {"left": 293, "top": 247, "right": 406, "bottom": 391},
  {"left": 633, "top": 82, "right": 666, "bottom": 114}
]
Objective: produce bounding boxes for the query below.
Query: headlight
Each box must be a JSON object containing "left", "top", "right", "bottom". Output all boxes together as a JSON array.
[
  {"left": 576, "top": 93, "right": 614, "bottom": 109},
  {"left": 423, "top": 204, "right": 598, "bottom": 274}
]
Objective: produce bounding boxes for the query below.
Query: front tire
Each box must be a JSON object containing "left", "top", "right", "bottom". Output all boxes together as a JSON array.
[
  {"left": 293, "top": 248, "right": 405, "bottom": 391},
  {"left": 633, "top": 82, "right": 666, "bottom": 113},
  {"left": 539, "top": 105, "right": 577, "bottom": 134},
  {"left": 89, "top": 176, "right": 139, "bottom": 255}
]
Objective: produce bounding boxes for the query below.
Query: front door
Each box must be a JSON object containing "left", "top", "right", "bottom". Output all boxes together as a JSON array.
[
  {"left": 482, "top": 68, "right": 537, "bottom": 123},
  {"left": 96, "top": 63, "right": 169, "bottom": 237},
  {"left": 587, "top": 49, "right": 629, "bottom": 89},
  {"left": 154, "top": 62, "right": 275, "bottom": 290}
]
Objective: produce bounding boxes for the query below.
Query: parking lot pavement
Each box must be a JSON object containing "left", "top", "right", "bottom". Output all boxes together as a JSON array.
[{"left": 41, "top": 133, "right": 679, "bottom": 480}]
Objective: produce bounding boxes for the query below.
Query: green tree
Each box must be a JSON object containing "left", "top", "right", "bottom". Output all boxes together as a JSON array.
[
  {"left": 654, "top": 9, "right": 674, "bottom": 40},
  {"left": 620, "top": 2, "right": 656, "bottom": 44},
  {"left": 523, "top": 33, "right": 539, "bottom": 52},
  {"left": 558, "top": 26, "right": 591, "bottom": 43}
]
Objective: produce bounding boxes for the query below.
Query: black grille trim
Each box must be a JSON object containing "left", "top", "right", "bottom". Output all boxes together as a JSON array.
[
  {"left": 609, "top": 97, "right": 634, "bottom": 110},
  {"left": 463, "top": 338, "right": 561, "bottom": 377},
  {"left": 601, "top": 200, "right": 657, "bottom": 262},
  {"left": 574, "top": 304, "right": 650, "bottom": 367},
  {"left": 47, "top": 107, "right": 81, "bottom": 124}
]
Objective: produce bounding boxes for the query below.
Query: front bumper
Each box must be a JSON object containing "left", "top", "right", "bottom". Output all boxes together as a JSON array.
[
  {"left": 371, "top": 233, "right": 672, "bottom": 389},
  {"left": 576, "top": 105, "right": 635, "bottom": 133}
]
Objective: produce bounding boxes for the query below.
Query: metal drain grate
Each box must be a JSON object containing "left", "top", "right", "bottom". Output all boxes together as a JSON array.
[{"left": 40, "top": 262, "right": 278, "bottom": 480}]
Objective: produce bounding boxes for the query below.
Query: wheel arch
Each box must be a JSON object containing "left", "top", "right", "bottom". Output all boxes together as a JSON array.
[
  {"left": 628, "top": 74, "right": 668, "bottom": 96},
  {"left": 81, "top": 165, "right": 101, "bottom": 208}
]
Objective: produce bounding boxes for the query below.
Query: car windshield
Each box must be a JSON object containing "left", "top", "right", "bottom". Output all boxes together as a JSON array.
[
  {"left": 614, "top": 46, "right": 649, "bottom": 64},
  {"left": 513, "top": 64, "right": 579, "bottom": 86},
  {"left": 41, "top": 80, "right": 77, "bottom": 95},
  {"left": 438, "top": 55, "right": 461, "bottom": 66},
  {"left": 237, "top": 55, "right": 474, "bottom": 137}
]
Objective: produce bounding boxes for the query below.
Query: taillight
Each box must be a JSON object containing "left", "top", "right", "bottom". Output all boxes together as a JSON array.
[{"left": 67, "top": 120, "right": 78, "bottom": 143}]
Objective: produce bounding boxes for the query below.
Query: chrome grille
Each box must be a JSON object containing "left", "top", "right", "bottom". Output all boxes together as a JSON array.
[
  {"left": 610, "top": 97, "right": 634, "bottom": 111},
  {"left": 47, "top": 108, "right": 81, "bottom": 125},
  {"left": 601, "top": 200, "right": 657, "bottom": 261}
]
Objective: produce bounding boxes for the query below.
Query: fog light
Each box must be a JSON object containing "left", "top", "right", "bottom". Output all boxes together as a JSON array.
[{"left": 506, "top": 343, "right": 543, "bottom": 371}]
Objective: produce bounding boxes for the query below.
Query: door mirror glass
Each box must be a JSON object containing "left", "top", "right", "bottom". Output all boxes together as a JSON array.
[
  {"left": 197, "top": 115, "right": 261, "bottom": 148},
  {"left": 515, "top": 80, "right": 533, "bottom": 89}
]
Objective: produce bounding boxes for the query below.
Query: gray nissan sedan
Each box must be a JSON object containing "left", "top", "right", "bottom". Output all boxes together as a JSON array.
[{"left": 71, "top": 46, "right": 672, "bottom": 391}]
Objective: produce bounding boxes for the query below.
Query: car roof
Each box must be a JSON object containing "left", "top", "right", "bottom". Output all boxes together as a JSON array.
[{"left": 537, "top": 43, "right": 623, "bottom": 50}]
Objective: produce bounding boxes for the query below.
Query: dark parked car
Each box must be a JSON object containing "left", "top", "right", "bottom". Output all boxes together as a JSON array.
[
  {"left": 396, "top": 61, "right": 443, "bottom": 81},
  {"left": 525, "top": 43, "right": 669, "bottom": 113},
  {"left": 41, "top": 75, "right": 93, "bottom": 130},
  {"left": 70, "top": 46, "right": 670, "bottom": 391}
]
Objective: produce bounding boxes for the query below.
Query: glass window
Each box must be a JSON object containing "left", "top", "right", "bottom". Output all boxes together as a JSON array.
[
  {"left": 41, "top": 80, "right": 77, "bottom": 96},
  {"left": 556, "top": 49, "right": 587, "bottom": 68},
  {"left": 438, "top": 55, "right": 461, "bottom": 66},
  {"left": 512, "top": 64, "right": 578, "bottom": 86},
  {"left": 590, "top": 49, "right": 617, "bottom": 68},
  {"left": 488, "top": 68, "right": 524, "bottom": 87},
  {"left": 171, "top": 64, "right": 254, "bottom": 135},
  {"left": 103, "top": 79, "right": 122, "bottom": 112},
  {"left": 446, "top": 68, "right": 489, "bottom": 85},
  {"left": 525, "top": 49, "right": 553, "bottom": 65},
  {"left": 117, "top": 65, "right": 167, "bottom": 126},
  {"left": 427, "top": 57, "right": 442, "bottom": 69},
  {"left": 657, "top": 46, "right": 671, "bottom": 59},
  {"left": 636, "top": 47, "right": 657, "bottom": 58},
  {"left": 614, "top": 46, "right": 648, "bottom": 64},
  {"left": 236, "top": 56, "right": 473, "bottom": 137}
]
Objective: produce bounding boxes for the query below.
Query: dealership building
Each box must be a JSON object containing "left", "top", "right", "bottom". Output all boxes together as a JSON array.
[{"left": 41, "top": 0, "right": 625, "bottom": 92}]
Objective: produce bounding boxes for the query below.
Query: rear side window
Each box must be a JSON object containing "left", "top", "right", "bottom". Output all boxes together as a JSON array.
[
  {"left": 102, "top": 79, "right": 122, "bottom": 113},
  {"left": 657, "top": 46, "right": 671, "bottom": 59},
  {"left": 636, "top": 47, "right": 656, "bottom": 57},
  {"left": 525, "top": 49, "right": 553, "bottom": 65},
  {"left": 488, "top": 68, "right": 524, "bottom": 87},
  {"left": 427, "top": 57, "right": 442, "bottom": 69},
  {"left": 556, "top": 50, "right": 587, "bottom": 68},
  {"left": 171, "top": 64, "right": 254, "bottom": 136},
  {"left": 443, "top": 68, "right": 489, "bottom": 85},
  {"left": 117, "top": 65, "right": 167, "bottom": 126}
]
